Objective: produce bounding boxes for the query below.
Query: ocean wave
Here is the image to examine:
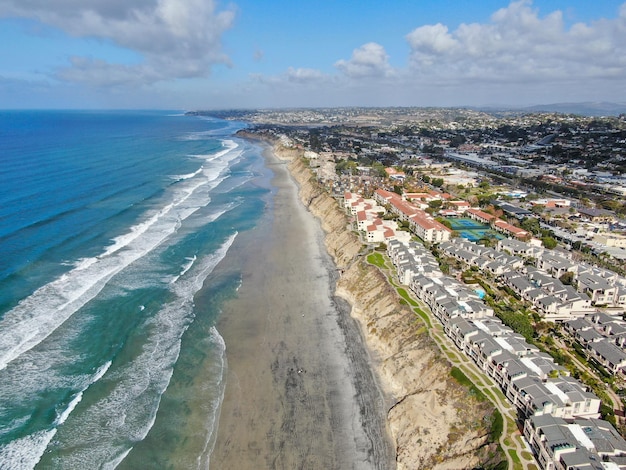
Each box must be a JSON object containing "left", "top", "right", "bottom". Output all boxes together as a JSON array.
[
  {"left": 54, "top": 361, "right": 112, "bottom": 427},
  {"left": 170, "top": 167, "right": 203, "bottom": 182},
  {"left": 0, "top": 355, "right": 114, "bottom": 468},
  {"left": 180, "top": 122, "right": 244, "bottom": 140},
  {"left": 0, "top": 429, "right": 57, "bottom": 470},
  {"left": 46, "top": 234, "right": 237, "bottom": 468},
  {"left": 197, "top": 326, "right": 227, "bottom": 470},
  {"left": 170, "top": 255, "right": 197, "bottom": 284},
  {"left": 0, "top": 144, "right": 239, "bottom": 372}
]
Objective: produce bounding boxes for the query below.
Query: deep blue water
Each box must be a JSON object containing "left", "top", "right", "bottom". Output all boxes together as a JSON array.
[{"left": 0, "top": 110, "right": 270, "bottom": 468}]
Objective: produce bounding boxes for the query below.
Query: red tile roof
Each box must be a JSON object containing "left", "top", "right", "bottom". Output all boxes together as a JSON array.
[{"left": 466, "top": 208, "right": 496, "bottom": 221}]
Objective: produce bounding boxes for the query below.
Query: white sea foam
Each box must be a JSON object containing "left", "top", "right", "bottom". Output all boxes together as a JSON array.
[
  {"left": 55, "top": 361, "right": 112, "bottom": 427},
  {"left": 92, "top": 360, "right": 112, "bottom": 383},
  {"left": 51, "top": 234, "right": 237, "bottom": 468},
  {"left": 0, "top": 429, "right": 57, "bottom": 470},
  {"left": 197, "top": 326, "right": 227, "bottom": 470},
  {"left": 168, "top": 202, "right": 238, "bottom": 238},
  {"left": 198, "top": 140, "right": 240, "bottom": 164},
  {"left": 55, "top": 392, "right": 83, "bottom": 426},
  {"left": 170, "top": 255, "right": 197, "bottom": 284},
  {"left": 102, "top": 447, "right": 133, "bottom": 470},
  {"left": 171, "top": 168, "right": 203, "bottom": 181},
  {"left": 0, "top": 140, "right": 241, "bottom": 372},
  {"left": 0, "top": 359, "right": 115, "bottom": 468},
  {"left": 181, "top": 256, "right": 197, "bottom": 276}
]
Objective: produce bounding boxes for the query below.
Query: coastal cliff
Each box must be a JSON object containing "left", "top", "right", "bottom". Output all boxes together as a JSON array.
[{"left": 265, "top": 136, "right": 502, "bottom": 469}]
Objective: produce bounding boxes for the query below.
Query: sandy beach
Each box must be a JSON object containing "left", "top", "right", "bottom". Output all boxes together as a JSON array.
[{"left": 209, "top": 144, "right": 394, "bottom": 469}]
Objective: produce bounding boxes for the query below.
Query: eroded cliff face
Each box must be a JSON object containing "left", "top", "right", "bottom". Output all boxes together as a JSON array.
[
  {"left": 274, "top": 143, "right": 501, "bottom": 469},
  {"left": 287, "top": 158, "right": 363, "bottom": 268},
  {"left": 336, "top": 262, "right": 496, "bottom": 469}
]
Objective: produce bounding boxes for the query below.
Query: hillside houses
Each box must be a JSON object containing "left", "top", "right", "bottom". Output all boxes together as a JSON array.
[
  {"left": 493, "top": 219, "right": 530, "bottom": 239},
  {"left": 497, "top": 238, "right": 539, "bottom": 257},
  {"left": 466, "top": 208, "right": 496, "bottom": 225},
  {"left": 344, "top": 191, "right": 411, "bottom": 243},
  {"left": 387, "top": 240, "right": 441, "bottom": 284},
  {"left": 439, "top": 238, "right": 524, "bottom": 276},
  {"left": 440, "top": 233, "right": 626, "bottom": 319},
  {"left": 524, "top": 415, "right": 626, "bottom": 470},
  {"left": 495, "top": 239, "right": 626, "bottom": 309},
  {"left": 387, "top": 239, "right": 602, "bottom": 422},
  {"left": 500, "top": 267, "right": 594, "bottom": 321},
  {"left": 386, "top": 237, "right": 626, "bottom": 469},
  {"left": 564, "top": 314, "right": 626, "bottom": 375},
  {"left": 374, "top": 189, "right": 452, "bottom": 243}
]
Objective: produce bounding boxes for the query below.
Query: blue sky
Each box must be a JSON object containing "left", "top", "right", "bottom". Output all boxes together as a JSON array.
[{"left": 0, "top": 0, "right": 625, "bottom": 109}]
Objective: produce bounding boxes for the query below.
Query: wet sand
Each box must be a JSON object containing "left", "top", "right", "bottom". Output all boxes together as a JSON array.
[{"left": 209, "top": 145, "right": 394, "bottom": 469}]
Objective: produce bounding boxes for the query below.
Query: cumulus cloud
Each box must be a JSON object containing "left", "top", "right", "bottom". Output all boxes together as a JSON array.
[
  {"left": 244, "top": 1, "right": 626, "bottom": 108},
  {"left": 405, "top": 0, "right": 626, "bottom": 85},
  {"left": 285, "top": 67, "right": 327, "bottom": 83},
  {"left": 335, "top": 42, "right": 393, "bottom": 78},
  {"left": 250, "top": 67, "right": 331, "bottom": 87},
  {"left": 0, "top": 0, "right": 235, "bottom": 87}
]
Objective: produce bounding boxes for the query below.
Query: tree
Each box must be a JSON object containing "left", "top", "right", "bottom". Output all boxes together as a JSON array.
[
  {"left": 309, "top": 131, "right": 322, "bottom": 151},
  {"left": 435, "top": 217, "right": 451, "bottom": 228},
  {"left": 531, "top": 204, "right": 545, "bottom": 215},
  {"left": 371, "top": 161, "right": 387, "bottom": 178},
  {"left": 428, "top": 199, "right": 443, "bottom": 210},
  {"left": 542, "top": 236, "right": 558, "bottom": 249},
  {"left": 439, "top": 262, "right": 450, "bottom": 274},
  {"left": 478, "top": 236, "right": 496, "bottom": 247},
  {"left": 450, "top": 135, "right": 466, "bottom": 148},
  {"left": 559, "top": 271, "right": 575, "bottom": 286},
  {"left": 521, "top": 216, "right": 540, "bottom": 235},
  {"left": 335, "top": 159, "right": 357, "bottom": 175}
]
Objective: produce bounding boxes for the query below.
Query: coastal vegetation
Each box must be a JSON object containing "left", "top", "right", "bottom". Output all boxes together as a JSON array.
[
  {"left": 234, "top": 110, "right": 626, "bottom": 459},
  {"left": 278, "top": 143, "right": 507, "bottom": 468}
]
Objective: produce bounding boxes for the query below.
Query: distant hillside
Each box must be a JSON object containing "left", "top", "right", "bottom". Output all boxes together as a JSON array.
[{"left": 521, "top": 102, "right": 626, "bottom": 116}]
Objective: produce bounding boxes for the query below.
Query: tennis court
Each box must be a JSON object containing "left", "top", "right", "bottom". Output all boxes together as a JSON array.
[{"left": 447, "top": 218, "right": 503, "bottom": 242}]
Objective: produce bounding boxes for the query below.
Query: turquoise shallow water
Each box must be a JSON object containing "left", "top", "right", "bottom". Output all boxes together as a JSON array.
[{"left": 0, "top": 110, "right": 272, "bottom": 468}]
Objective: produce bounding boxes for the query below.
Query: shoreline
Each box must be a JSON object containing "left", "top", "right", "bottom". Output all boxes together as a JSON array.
[
  {"left": 209, "top": 141, "right": 394, "bottom": 468},
  {"left": 264, "top": 136, "right": 503, "bottom": 469}
]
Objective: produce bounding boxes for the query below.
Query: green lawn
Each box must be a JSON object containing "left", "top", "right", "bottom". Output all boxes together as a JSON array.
[{"left": 367, "top": 252, "right": 386, "bottom": 268}]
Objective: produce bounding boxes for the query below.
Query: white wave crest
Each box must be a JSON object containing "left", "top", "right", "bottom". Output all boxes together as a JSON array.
[
  {"left": 197, "top": 326, "right": 227, "bottom": 469},
  {"left": 52, "top": 360, "right": 115, "bottom": 427},
  {"left": 50, "top": 235, "right": 237, "bottom": 468},
  {"left": 171, "top": 167, "right": 203, "bottom": 182},
  {"left": 0, "top": 141, "right": 239, "bottom": 372},
  {"left": 0, "top": 429, "right": 57, "bottom": 470}
]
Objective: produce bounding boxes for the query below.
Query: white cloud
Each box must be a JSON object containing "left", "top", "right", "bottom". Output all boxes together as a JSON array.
[
  {"left": 335, "top": 42, "right": 393, "bottom": 78},
  {"left": 285, "top": 67, "right": 327, "bottom": 83},
  {"left": 0, "top": 0, "right": 235, "bottom": 87},
  {"left": 216, "top": 1, "right": 626, "bottom": 108},
  {"left": 406, "top": 23, "right": 457, "bottom": 58},
  {"left": 405, "top": 0, "right": 626, "bottom": 85},
  {"left": 56, "top": 57, "right": 162, "bottom": 87}
]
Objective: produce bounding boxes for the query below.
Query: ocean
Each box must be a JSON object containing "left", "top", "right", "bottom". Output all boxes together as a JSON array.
[{"left": 0, "top": 110, "right": 271, "bottom": 468}]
